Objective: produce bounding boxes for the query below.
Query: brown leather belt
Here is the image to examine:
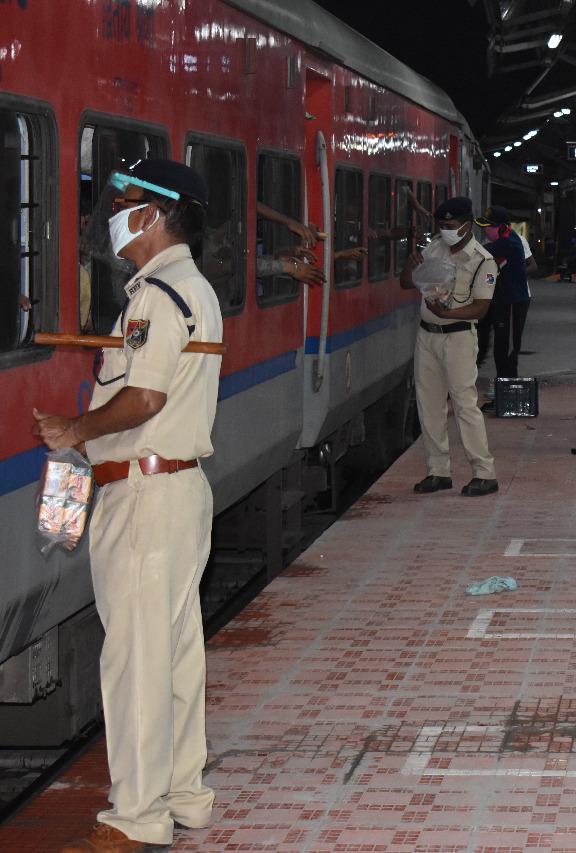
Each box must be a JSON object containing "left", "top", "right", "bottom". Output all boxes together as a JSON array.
[{"left": 93, "top": 455, "right": 198, "bottom": 487}]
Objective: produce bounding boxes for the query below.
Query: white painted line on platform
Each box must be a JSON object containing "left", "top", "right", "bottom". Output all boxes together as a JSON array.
[
  {"left": 405, "top": 767, "right": 576, "bottom": 778},
  {"left": 505, "top": 538, "right": 524, "bottom": 556},
  {"left": 467, "top": 608, "right": 576, "bottom": 640},
  {"left": 399, "top": 723, "right": 576, "bottom": 778},
  {"left": 505, "top": 538, "right": 576, "bottom": 557}
]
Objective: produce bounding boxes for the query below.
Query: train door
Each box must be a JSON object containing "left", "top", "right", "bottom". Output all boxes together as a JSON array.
[{"left": 300, "top": 69, "right": 333, "bottom": 447}]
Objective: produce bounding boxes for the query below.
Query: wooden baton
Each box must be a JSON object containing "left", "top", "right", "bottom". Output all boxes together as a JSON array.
[{"left": 34, "top": 332, "right": 227, "bottom": 355}]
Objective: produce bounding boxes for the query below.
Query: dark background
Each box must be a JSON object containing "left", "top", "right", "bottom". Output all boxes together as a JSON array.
[{"left": 313, "top": 0, "right": 513, "bottom": 137}]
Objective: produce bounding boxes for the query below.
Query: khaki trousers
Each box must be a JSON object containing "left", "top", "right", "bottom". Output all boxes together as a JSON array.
[
  {"left": 89, "top": 462, "right": 214, "bottom": 845},
  {"left": 414, "top": 327, "right": 496, "bottom": 480}
]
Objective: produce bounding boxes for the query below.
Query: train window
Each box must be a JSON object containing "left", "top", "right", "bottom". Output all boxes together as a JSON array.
[
  {"left": 368, "top": 173, "right": 391, "bottom": 281},
  {"left": 435, "top": 183, "right": 448, "bottom": 210},
  {"left": 334, "top": 167, "right": 363, "bottom": 288},
  {"left": 79, "top": 122, "right": 167, "bottom": 334},
  {"left": 394, "top": 177, "right": 413, "bottom": 274},
  {"left": 186, "top": 138, "right": 246, "bottom": 316},
  {"left": 256, "top": 152, "right": 301, "bottom": 306},
  {"left": 0, "top": 106, "right": 57, "bottom": 356}
]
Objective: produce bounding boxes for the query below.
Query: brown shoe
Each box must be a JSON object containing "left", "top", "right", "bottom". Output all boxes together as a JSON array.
[{"left": 60, "top": 823, "right": 165, "bottom": 852}]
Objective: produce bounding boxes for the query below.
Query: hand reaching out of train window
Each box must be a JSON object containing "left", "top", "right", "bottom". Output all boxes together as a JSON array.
[
  {"left": 256, "top": 202, "right": 323, "bottom": 248},
  {"left": 283, "top": 258, "right": 324, "bottom": 286},
  {"left": 334, "top": 247, "right": 367, "bottom": 261}
]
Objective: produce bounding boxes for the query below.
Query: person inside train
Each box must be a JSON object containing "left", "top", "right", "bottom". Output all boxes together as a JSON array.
[{"left": 256, "top": 201, "right": 325, "bottom": 289}]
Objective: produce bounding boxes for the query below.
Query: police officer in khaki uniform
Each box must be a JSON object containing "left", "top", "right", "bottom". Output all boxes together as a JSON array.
[
  {"left": 400, "top": 196, "right": 499, "bottom": 497},
  {"left": 33, "top": 160, "right": 223, "bottom": 852}
]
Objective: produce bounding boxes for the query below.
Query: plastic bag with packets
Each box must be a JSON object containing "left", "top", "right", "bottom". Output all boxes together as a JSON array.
[
  {"left": 412, "top": 258, "right": 456, "bottom": 307},
  {"left": 37, "top": 448, "right": 94, "bottom": 554}
]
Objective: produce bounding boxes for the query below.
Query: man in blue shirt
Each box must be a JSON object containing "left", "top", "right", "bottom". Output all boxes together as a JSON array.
[{"left": 475, "top": 206, "right": 531, "bottom": 382}]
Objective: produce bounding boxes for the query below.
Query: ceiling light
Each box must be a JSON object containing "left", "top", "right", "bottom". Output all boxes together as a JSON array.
[
  {"left": 537, "top": 208, "right": 542, "bottom": 213},
  {"left": 554, "top": 110, "right": 564, "bottom": 118},
  {"left": 493, "top": 151, "right": 501, "bottom": 157},
  {"left": 548, "top": 34, "right": 563, "bottom": 49},
  {"left": 562, "top": 108, "right": 571, "bottom": 115},
  {"left": 550, "top": 181, "right": 559, "bottom": 186},
  {"left": 504, "top": 145, "right": 513, "bottom": 151},
  {"left": 514, "top": 141, "right": 522, "bottom": 147}
]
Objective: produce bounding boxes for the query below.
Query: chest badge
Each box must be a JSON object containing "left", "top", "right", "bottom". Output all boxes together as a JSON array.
[{"left": 126, "top": 319, "right": 150, "bottom": 349}]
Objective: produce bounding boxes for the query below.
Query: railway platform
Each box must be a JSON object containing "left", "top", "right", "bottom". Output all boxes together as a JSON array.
[{"left": 3, "top": 311, "right": 576, "bottom": 850}]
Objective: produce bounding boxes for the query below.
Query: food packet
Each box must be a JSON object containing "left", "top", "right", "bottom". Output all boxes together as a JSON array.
[
  {"left": 412, "top": 258, "right": 455, "bottom": 304},
  {"left": 36, "top": 448, "right": 94, "bottom": 554}
]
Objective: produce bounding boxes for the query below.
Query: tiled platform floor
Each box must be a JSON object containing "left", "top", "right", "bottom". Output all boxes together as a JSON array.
[{"left": 4, "top": 382, "right": 576, "bottom": 852}]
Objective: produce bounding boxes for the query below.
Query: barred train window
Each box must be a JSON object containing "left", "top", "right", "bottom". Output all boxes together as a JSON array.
[
  {"left": 187, "top": 138, "right": 246, "bottom": 315},
  {"left": 256, "top": 153, "right": 301, "bottom": 306},
  {"left": 435, "top": 183, "right": 448, "bottom": 211},
  {"left": 0, "top": 107, "right": 55, "bottom": 353},
  {"left": 394, "top": 177, "right": 413, "bottom": 274},
  {"left": 368, "top": 173, "right": 391, "bottom": 281},
  {"left": 79, "top": 124, "right": 166, "bottom": 334},
  {"left": 334, "top": 167, "right": 363, "bottom": 288}
]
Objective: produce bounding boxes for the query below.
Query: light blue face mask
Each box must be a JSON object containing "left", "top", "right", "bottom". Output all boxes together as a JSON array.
[{"left": 108, "top": 204, "right": 160, "bottom": 257}]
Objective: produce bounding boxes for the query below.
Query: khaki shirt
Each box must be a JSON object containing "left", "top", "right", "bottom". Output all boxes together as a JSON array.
[
  {"left": 86, "top": 244, "right": 223, "bottom": 465},
  {"left": 420, "top": 235, "right": 497, "bottom": 326}
]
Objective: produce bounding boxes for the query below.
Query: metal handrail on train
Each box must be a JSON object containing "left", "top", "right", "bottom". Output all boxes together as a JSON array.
[
  {"left": 313, "top": 130, "right": 331, "bottom": 392},
  {"left": 34, "top": 332, "right": 227, "bottom": 356}
]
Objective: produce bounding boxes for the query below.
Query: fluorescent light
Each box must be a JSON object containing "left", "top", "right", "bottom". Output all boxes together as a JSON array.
[
  {"left": 550, "top": 181, "right": 559, "bottom": 186},
  {"left": 562, "top": 108, "right": 571, "bottom": 115},
  {"left": 554, "top": 110, "right": 564, "bottom": 117},
  {"left": 504, "top": 145, "right": 513, "bottom": 151},
  {"left": 514, "top": 141, "right": 522, "bottom": 147},
  {"left": 548, "top": 33, "right": 563, "bottom": 49},
  {"left": 493, "top": 151, "right": 501, "bottom": 157}
]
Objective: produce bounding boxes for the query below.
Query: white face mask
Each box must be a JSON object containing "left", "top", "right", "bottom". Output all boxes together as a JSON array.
[
  {"left": 108, "top": 204, "right": 159, "bottom": 257},
  {"left": 439, "top": 225, "right": 469, "bottom": 246}
]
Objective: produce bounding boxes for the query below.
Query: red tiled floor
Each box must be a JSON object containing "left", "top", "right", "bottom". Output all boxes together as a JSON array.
[{"left": 4, "top": 382, "right": 576, "bottom": 851}]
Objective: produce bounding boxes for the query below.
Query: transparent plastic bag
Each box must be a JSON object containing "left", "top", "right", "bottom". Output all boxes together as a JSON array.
[
  {"left": 37, "top": 448, "right": 94, "bottom": 555},
  {"left": 412, "top": 258, "right": 455, "bottom": 304}
]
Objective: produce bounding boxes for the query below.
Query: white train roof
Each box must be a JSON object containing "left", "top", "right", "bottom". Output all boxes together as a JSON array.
[{"left": 225, "top": 0, "right": 464, "bottom": 125}]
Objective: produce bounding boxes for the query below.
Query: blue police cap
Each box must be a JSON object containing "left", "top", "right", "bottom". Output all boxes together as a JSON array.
[
  {"left": 475, "top": 205, "right": 511, "bottom": 227},
  {"left": 129, "top": 158, "right": 208, "bottom": 207},
  {"left": 434, "top": 196, "right": 473, "bottom": 222}
]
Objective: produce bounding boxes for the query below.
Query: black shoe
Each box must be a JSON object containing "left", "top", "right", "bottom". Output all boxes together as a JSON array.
[
  {"left": 481, "top": 400, "right": 495, "bottom": 413},
  {"left": 461, "top": 478, "right": 499, "bottom": 497},
  {"left": 414, "top": 475, "right": 453, "bottom": 494}
]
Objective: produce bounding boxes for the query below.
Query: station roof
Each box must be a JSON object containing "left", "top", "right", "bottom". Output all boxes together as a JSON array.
[{"left": 478, "top": 0, "right": 576, "bottom": 187}]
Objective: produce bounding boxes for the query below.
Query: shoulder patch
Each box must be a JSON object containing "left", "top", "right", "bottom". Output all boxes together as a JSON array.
[
  {"left": 125, "top": 319, "right": 150, "bottom": 349},
  {"left": 485, "top": 272, "right": 496, "bottom": 286}
]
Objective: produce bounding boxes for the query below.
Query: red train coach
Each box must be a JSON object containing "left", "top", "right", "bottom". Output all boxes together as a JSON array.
[{"left": 0, "top": 0, "right": 488, "bottom": 745}]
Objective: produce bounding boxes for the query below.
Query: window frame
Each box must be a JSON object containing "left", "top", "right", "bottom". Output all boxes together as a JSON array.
[
  {"left": 0, "top": 94, "right": 58, "bottom": 370},
  {"left": 333, "top": 163, "right": 364, "bottom": 290},
  {"left": 255, "top": 146, "right": 303, "bottom": 309},
  {"left": 393, "top": 175, "right": 414, "bottom": 276},
  {"left": 367, "top": 170, "right": 391, "bottom": 283},
  {"left": 435, "top": 182, "right": 448, "bottom": 211},
  {"left": 78, "top": 111, "right": 170, "bottom": 335},
  {"left": 185, "top": 131, "right": 247, "bottom": 318}
]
